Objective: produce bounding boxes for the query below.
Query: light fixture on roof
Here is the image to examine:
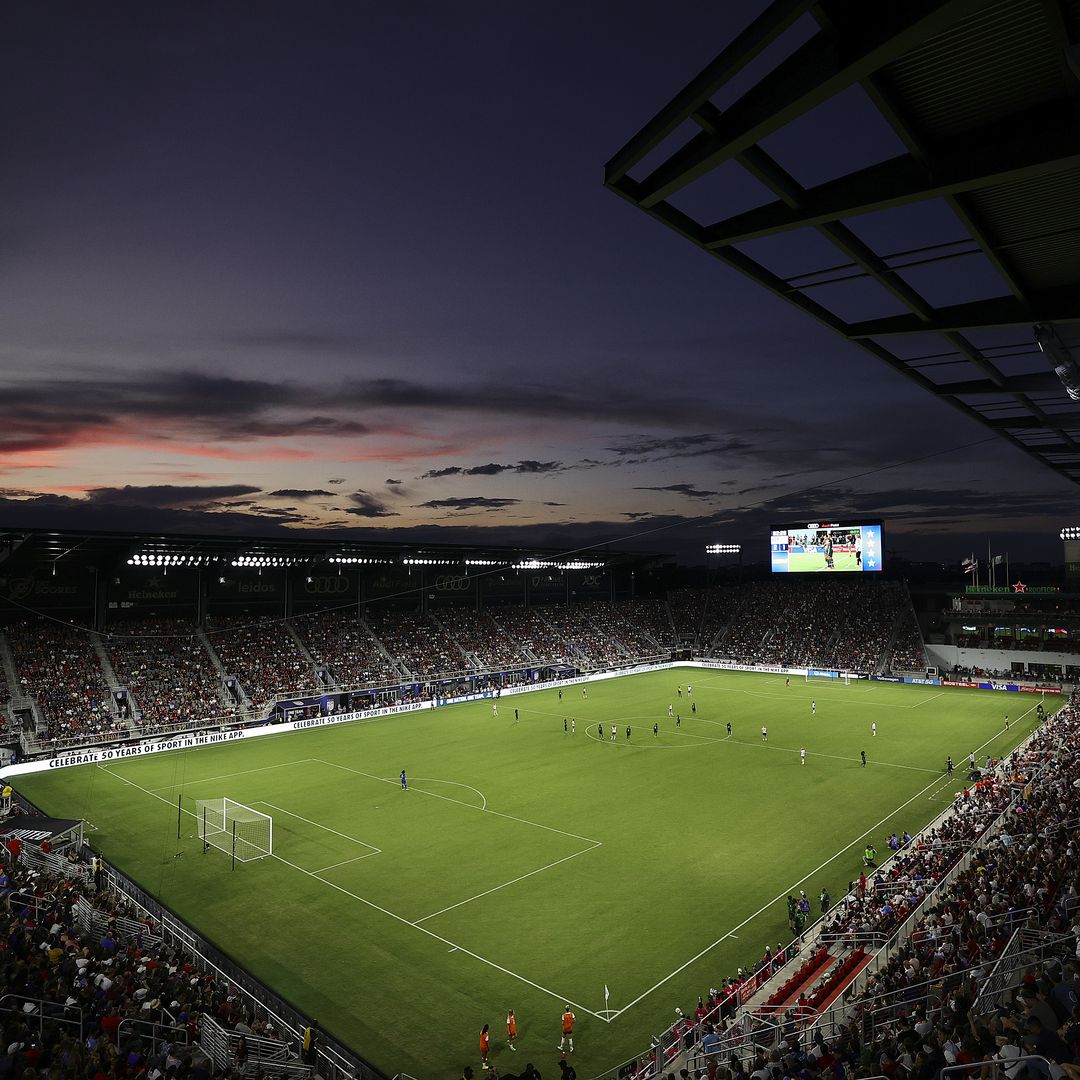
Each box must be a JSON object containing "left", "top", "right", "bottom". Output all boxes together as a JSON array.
[
  {"left": 1035, "top": 323, "right": 1080, "bottom": 402},
  {"left": 1061, "top": 527, "right": 1080, "bottom": 540},
  {"left": 705, "top": 544, "right": 741, "bottom": 554}
]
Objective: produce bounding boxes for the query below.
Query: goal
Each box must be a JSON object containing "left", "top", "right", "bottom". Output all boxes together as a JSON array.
[{"left": 195, "top": 798, "right": 273, "bottom": 866}]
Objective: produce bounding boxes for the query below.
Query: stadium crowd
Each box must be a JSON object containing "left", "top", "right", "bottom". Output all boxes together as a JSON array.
[
  {"left": 654, "top": 694, "right": 1080, "bottom": 1080},
  {"left": 105, "top": 619, "right": 235, "bottom": 733},
  {"left": 0, "top": 841, "right": 303, "bottom": 1080},
  {"left": 291, "top": 610, "right": 400, "bottom": 689},
  {"left": 204, "top": 616, "right": 313, "bottom": 711},
  {"left": 6, "top": 621, "right": 125, "bottom": 748},
  {"left": 0, "top": 584, "right": 947, "bottom": 750}
]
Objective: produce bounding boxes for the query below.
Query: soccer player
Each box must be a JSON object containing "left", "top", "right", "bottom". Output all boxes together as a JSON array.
[
  {"left": 597, "top": 723, "right": 602, "bottom": 740},
  {"left": 571, "top": 718, "right": 575, "bottom": 734},
  {"left": 480, "top": 1024, "right": 491, "bottom": 1070},
  {"left": 691, "top": 701, "right": 697, "bottom": 714},
  {"left": 492, "top": 702, "right": 498, "bottom": 718},
  {"left": 564, "top": 717, "right": 568, "bottom": 734},
  {"left": 668, "top": 704, "right": 673, "bottom": 717},
  {"left": 558, "top": 688, "right": 563, "bottom": 701},
  {"left": 559, "top": 1006, "right": 575, "bottom": 1052},
  {"left": 687, "top": 685, "right": 692, "bottom": 697},
  {"left": 676, "top": 713, "right": 681, "bottom": 727},
  {"left": 726, "top": 721, "right": 732, "bottom": 736},
  {"left": 969, "top": 750, "right": 976, "bottom": 772},
  {"left": 582, "top": 687, "right": 587, "bottom": 699},
  {"left": 946, "top": 755, "right": 954, "bottom": 776},
  {"left": 860, "top": 750, "right": 867, "bottom": 768},
  {"left": 800, "top": 747, "right": 806, "bottom": 766},
  {"left": 677, "top": 686, "right": 682, "bottom": 697},
  {"left": 1004, "top": 713, "right": 1009, "bottom": 730},
  {"left": 610, "top": 724, "right": 617, "bottom": 742},
  {"left": 506, "top": 1010, "right": 517, "bottom": 1052},
  {"left": 515, "top": 708, "right": 519, "bottom": 723},
  {"left": 626, "top": 725, "right": 631, "bottom": 741},
  {"left": 871, "top": 721, "right": 876, "bottom": 737},
  {"left": 785, "top": 677, "right": 790, "bottom": 687},
  {"left": 653, "top": 722, "right": 658, "bottom": 737},
  {"left": 400, "top": 770, "right": 407, "bottom": 790},
  {"left": 761, "top": 725, "right": 767, "bottom": 742},
  {"left": 811, "top": 700, "right": 816, "bottom": 716}
]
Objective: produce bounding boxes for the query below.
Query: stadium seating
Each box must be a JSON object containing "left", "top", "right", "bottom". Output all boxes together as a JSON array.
[
  {"left": 204, "top": 615, "right": 314, "bottom": 710},
  {"left": 0, "top": 843, "right": 305, "bottom": 1080},
  {"left": 5, "top": 620, "right": 124, "bottom": 747},
  {"left": 105, "top": 617, "right": 235, "bottom": 733},
  {"left": 291, "top": 609, "right": 400, "bottom": 689},
  {"left": 363, "top": 610, "right": 466, "bottom": 677}
]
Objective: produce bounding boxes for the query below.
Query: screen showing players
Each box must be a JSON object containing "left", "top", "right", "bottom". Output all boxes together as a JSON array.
[{"left": 770, "top": 520, "right": 883, "bottom": 573}]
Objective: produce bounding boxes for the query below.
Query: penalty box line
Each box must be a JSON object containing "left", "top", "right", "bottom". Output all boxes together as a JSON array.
[
  {"left": 607, "top": 701, "right": 1043, "bottom": 1021},
  {"left": 94, "top": 761, "right": 610, "bottom": 1024},
  {"left": 314, "top": 759, "right": 604, "bottom": 924}
]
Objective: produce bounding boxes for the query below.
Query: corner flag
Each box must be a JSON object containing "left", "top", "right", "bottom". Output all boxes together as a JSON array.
[{"left": 605, "top": 984, "right": 610, "bottom": 1006}]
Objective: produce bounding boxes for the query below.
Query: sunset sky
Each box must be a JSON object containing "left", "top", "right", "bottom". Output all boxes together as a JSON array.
[{"left": 3, "top": 2, "right": 1075, "bottom": 564}]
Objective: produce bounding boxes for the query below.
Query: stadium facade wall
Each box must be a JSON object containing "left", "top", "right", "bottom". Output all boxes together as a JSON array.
[{"left": 926, "top": 644, "right": 1078, "bottom": 672}]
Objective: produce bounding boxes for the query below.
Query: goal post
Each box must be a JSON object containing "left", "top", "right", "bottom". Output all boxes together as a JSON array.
[{"left": 195, "top": 798, "right": 273, "bottom": 866}]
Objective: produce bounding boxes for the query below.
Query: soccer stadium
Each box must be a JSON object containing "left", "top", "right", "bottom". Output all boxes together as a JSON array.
[{"left": 5, "top": 3, "right": 1080, "bottom": 1080}]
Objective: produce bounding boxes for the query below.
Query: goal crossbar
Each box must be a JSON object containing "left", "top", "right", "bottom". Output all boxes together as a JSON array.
[{"left": 196, "top": 798, "right": 273, "bottom": 865}]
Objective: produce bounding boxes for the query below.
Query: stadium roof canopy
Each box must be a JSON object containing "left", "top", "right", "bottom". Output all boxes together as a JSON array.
[
  {"left": 0, "top": 528, "right": 662, "bottom": 576},
  {"left": 605, "top": 0, "right": 1080, "bottom": 485}
]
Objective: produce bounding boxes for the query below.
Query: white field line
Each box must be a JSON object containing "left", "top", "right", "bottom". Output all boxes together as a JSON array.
[
  {"left": 256, "top": 800, "right": 381, "bottom": 854},
  {"left": 149, "top": 759, "right": 318, "bottom": 793},
  {"left": 317, "top": 759, "right": 603, "bottom": 847},
  {"left": 608, "top": 698, "right": 1042, "bottom": 1020},
  {"left": 414, "top": 841, "right": 601, "bottom": 924},
  {"left": 310, "top": 853, "right": 381, "bottom": 874},
  {"left": 912, "top": 692, "right": 945, "bottom": 708},
  {"left": 94, "top": 763, "right": 608, "bottom": 1023}
]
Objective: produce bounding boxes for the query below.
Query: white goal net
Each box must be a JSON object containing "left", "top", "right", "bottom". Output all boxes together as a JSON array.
[{"left": 195, "top": 798, "right": 273, "bottom": 864}]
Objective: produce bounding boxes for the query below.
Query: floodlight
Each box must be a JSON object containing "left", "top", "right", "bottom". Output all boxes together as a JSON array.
[
  {"left": 705, "top": 543, "right": 741, "bottom": 554},
  {"left": 1035, "top": 324, "right": 1080, "bottom": 401},
  {"left": 1061, "top": 526, "right": 1080, "bottom": 540}
]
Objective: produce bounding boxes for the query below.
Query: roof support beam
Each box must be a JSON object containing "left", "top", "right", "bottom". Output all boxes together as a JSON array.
[
  {"left": 604, "top": 0, "right": 816, "bottom": 184},
  {"left": 934, "top": 373, "right": 1061, "bottom": 395},
  {"left": 985, "top": 410, "right": 1080, "bottom": 428},
  {"left": 845, "top": 289, "right": 1080, "bottom": 337},
  {"left": 702, "top": 109, "right": 1080, "bottom": 246},
  {"left": 631, "top": 0, "right": 982, "bottom": 209}
]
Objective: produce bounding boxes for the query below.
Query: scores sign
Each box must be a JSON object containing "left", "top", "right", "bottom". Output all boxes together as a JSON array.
[{"left": 771, "top": 520, "right": 883, "bottom": 574}]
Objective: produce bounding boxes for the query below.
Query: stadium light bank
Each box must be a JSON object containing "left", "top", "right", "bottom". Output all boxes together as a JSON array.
[
  {"left": 1061, "top": 527, "right": 1080, "bottom": 540},
  {"left": 705, "top": 544, "right": 741, "bottom": 555}
]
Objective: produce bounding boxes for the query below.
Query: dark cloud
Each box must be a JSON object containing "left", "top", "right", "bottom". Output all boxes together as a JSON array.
[
  {"left": 634, "top": 483, "right": 721, "bottom": 499},
  {"left": 327, "top": 478, "right": 346, "bottom": 485},
  {"left": 418, "top": 460, "right": 563, "bottom": 480},
  {"left": 266, "top": 489, "right": 336, "bottom": 499},
  {"left": 542, "top": 501, "right": 567, "bottom": 507},
  {"left": 416, "top": 497, "right": 521, "bottom": 511},
  {"left": 84, "top": 484, "right": 261, "bottom": 508},
  {"left": 344, "top": 491, "right": 398, "bottom": 518},
  {"left": 385, "top": 478, "right": 403, "bottom": 486},
  {"left": 606, "top": 434, "right": 754, "bottom": 464}
]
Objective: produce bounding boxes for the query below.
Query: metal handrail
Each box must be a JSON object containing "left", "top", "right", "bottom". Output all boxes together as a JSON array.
[
  {"left": 0, "top": 993, "right": 84, "bottom": 1041},
  {"left": 941, "top": 1055, "right": 1057, "bottom": 1080},
  {"left": 116, "top": 1017, "right": 190, "bottom": 1053}
]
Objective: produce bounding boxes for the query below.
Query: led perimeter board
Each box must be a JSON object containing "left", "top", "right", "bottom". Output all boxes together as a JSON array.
[{"left": 771, "top": 520, "right": 883, "bottom": 574}]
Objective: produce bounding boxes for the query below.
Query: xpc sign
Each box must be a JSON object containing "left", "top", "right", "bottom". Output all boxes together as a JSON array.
[{"left": 302, "top": 576, "right": 351, "bottom": 595}]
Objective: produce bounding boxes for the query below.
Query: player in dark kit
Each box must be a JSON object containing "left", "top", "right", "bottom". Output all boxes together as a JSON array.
[
  {"left": 653, "top": 722, "right": 658, "bottom": 737},
  {"left": 860, "top": 750, "right": 866, "bottom": 768}
]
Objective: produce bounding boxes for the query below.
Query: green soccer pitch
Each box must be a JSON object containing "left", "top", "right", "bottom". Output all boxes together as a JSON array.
[
  {"left": 12, "top": 670, "right": 1050, "bottom": 1079},
  {"left": 785, "top": 550, "right": 860, "bottom": 572}
]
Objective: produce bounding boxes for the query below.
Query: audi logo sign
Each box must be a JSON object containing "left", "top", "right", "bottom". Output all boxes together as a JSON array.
[
  {"left": 302, "top": 577, "right": 351, "bottom": 595},
  {"left": 434, "top": 575, "right": 471, "bottom": 592}
]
